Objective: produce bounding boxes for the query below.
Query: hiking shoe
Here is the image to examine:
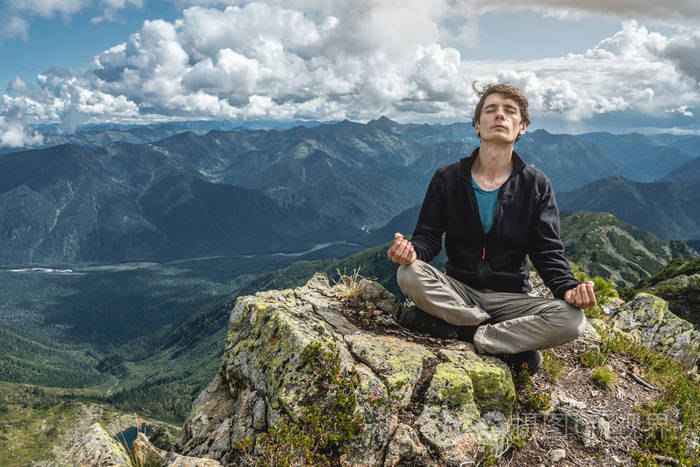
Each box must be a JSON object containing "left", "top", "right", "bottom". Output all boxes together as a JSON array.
[
  {"left": 457, "top": 325, "right": 478, "bottom": 344},
  {"left": 504, "top": 350, "right": 542, "bottom": 376},
  {"left": 395, "top": 305, "right": 458, "bottom": 339}
]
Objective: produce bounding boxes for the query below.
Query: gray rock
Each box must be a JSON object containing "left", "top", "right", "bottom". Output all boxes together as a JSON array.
[
  {"left": 611, "top": 293, "right": 699, "bottom": 366},
  {"left": 61, "top": 423, "right": 130, "bottom": 467},
  {"left": 252, "top": 397, "right": 266, "bottom": 431},
  {"left": 132, "top": 432, "right": 167, "bottom": 465},
  {"left": 383, "top": 424, "right": 427, "bottom": 467},
  {"left": 164, "top": 452, "right": 223, "bottom": 466},
  {"left": 176, "top": 274, "right": 517, "bottom": 466},
  {"left": 597, "top": 418, "right": 611, "bottom": 441},
  {"left": 550, "top": 448, "right": 566, "bottom": 463}
]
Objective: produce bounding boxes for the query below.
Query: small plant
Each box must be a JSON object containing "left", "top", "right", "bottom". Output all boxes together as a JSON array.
[
  {"left": 515, "top": 369, "right": 550, "bottom": 412},
  {"left": 632, "top": 414, "right": 700, "bottom": 466},
  {"left": 541, "top": 349, "right": 564, "bottom": 380},
  {"left": 335, "top": 267, "right": 366, "bottom": 299},
  {"left": 478, "top": 445, "right": 499, "bottom": 466},
  {"left": 592, "top": 276, "right": 619, "bottom": 305},
  {"left": 508, "top": 424, "right": 531, "bottom": 449},
  {"left": 579, "top": 346, "right": 607, "bottom": 367},
  {"left": 591, "top": 365, "right": 618, "bottom": 389},
  {"left": 236, "top": 342, "right": 364, "bottom": 466},
  {"left": 584, "top": 305, "right": 604, "bottom": 320}
]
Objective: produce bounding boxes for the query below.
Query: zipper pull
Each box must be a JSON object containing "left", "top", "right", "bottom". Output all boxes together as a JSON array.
[{"left": 482, "top": 247, "right": 486, "bottom": 260}]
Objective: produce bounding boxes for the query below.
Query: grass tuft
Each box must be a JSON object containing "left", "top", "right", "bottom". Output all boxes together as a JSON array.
[
  {"left": 541, "top": 349, "right": 564, "bottom": 380},
  {"left": 590, "top": 365, "right": 618, "bottom": 389},
  {"left": 335, "top": 267, "right": 367, "bottom": 299}
]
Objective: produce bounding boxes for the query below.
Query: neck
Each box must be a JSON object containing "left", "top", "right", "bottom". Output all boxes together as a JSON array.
[{"left": 473, "top": 141, "right": 514, "bottom": 180}]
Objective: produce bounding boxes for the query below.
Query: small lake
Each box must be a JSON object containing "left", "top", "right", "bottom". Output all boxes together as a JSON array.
[{"left": 114, "top": 425, "right": 153, "bottom": 450}]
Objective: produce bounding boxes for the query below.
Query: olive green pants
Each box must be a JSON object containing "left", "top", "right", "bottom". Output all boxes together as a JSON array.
[{"left": 397, "top": 260, "right": 586, "bottom": 354}]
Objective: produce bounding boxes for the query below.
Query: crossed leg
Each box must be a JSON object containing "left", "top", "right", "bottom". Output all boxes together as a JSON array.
[{"left": 397, "top": 260, "right": 586, "bottom": 354}]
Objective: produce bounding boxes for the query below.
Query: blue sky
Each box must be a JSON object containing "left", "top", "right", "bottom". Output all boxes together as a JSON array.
[{"left": 1, "top": 1, "right": 699, "bottom": 147}]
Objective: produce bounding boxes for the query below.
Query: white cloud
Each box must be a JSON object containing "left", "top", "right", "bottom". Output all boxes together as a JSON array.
[
  {"left": 0, "top": 16, "right": 29, "bottom": 42},
  {"left": 8, "top": 76, "right": 28, "bottom": 94},
  {"left": 2, "top": 1, "right": 700, "bottom": 137},
  {"left": 463, "top": 0, "right": 700, "bottom": 27},
  {"left": 0, "top": 116, "right": 44, "bottom": 148},
  {"left": 666, "top": 105, "right": 694, "bottom": 117}
]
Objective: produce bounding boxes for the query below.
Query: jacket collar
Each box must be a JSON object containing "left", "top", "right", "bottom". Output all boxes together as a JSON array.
[{"left": 459, "top": 146, "right": 526, "bottom": 181}]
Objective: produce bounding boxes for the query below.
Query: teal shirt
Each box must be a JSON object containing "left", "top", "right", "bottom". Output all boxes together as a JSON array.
[{"left": 471, "top": 178, "right": 499, "bottom": 233}]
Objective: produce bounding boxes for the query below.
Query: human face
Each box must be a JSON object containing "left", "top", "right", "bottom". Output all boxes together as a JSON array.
[{"left": 474, "top": 93, "right": 527, "bottom": 144}]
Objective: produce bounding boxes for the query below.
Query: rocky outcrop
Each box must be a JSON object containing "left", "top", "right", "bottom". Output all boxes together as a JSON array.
[
  {"left": 56, "top": 271, "right": 700, "bottom": 466},
  {"left": 61, "top": 423, "right": 130, "bottom": 467},
  {"left": 610, "top": 293, "right": 699, "bottom": 367},
  {"left": 174, "top": 273, "right": 517, "bottom": 466}
]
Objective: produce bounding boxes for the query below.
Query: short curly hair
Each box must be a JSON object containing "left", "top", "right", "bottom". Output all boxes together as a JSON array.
[{"left": 471, "top": 82, "right": 530, "bottom": 129}]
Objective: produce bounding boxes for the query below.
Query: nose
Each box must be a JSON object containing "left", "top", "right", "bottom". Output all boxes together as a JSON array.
[{"left": 495, "top": 107, "right": 506, "bottom": 119}]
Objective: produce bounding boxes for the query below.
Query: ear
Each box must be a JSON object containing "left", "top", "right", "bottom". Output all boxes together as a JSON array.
[
  {"left": 518, "top": 122, "right": 527, "bottom": 136},
  {"left": 474, "top": 121, "right": 480, "bottom": 137}
]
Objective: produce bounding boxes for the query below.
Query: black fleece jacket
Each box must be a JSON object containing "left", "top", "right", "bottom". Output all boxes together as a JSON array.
[{"left": 410, "top": 148, "right": 580, "bottom": 299}]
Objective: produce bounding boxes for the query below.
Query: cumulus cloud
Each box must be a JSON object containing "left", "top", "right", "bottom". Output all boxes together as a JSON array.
[
  {"left": 2, "top": 1, "right": 700, "bottom": 138},
  {"left": 7, "top": 76, "right": 28, "bottom": 94},
  {"left": 666, "top": 105, "right": 694, "bottom": 117},
  {"left": 0, "top": 116, "right": 44, "bottom": 148}
]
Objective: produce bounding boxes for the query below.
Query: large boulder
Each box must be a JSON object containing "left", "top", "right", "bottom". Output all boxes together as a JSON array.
[
  {"left": 174, "top": 273, "right": 517, "bottom": 466},
  {"left": 610, "top": 293, "right": 699, "bottom": 367}
]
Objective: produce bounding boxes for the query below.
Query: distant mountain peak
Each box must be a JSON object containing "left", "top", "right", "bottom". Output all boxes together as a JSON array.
[
  {"left": 368, "top": 115, "right": 398, "bottom": 125},
  {"left": 367, "top": 116, "right": 401, "bottom": 132}
]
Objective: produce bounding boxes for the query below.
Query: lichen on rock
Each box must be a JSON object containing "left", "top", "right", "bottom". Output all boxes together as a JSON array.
[
  {"left": 174, "top": 273, "right": 518, "bottom": 466},
  {"left": 61, "top": 422, "right": 130, "bottom": 467},
  {"left": 610, "top": 293, "right": 699, "bottom": 367}
]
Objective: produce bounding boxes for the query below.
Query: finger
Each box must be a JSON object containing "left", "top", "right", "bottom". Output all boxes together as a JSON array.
[
  {"left": 585, "top": 283, "right": 596, "bottom": 308},
  {"left": 395, "top": 241, "right": 408, "bottom": 259},
  {"left": 576, "top": 285, "right": 585, "bottom": 307},
  {"left": 580, "top": 289, "right": 590, "bottom": 307},
  {"left": 401, "top": 242, "right": 415, "bottom": 263},
  {"left": 387, "top": 236, "right": 403, "bottom": 257},
  {"left": 405, "top": 245, "right": 416, "bottom": 263}
]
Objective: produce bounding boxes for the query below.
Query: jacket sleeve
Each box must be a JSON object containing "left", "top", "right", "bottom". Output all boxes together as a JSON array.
[
  {"left": 528, "top": 179, "right": 581, "bottom": 299},
  {"left": 410, "top": 170, "right": 447, "bottom": 263}
]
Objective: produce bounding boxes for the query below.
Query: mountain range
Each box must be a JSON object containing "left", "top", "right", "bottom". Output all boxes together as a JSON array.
[
  {"left": 576, "top": 132, "right": 695, "bottom": 182},
  {"left": 2, "top": 119, "right": 698, "bottom": 265},
  {"left": 557, "top": 176, "right": 700, "bottom": 241}
]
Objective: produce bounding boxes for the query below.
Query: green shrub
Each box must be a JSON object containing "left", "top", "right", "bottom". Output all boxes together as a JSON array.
[
  {"left": 591, "top": 366, "right": 617, "bottom": 389},
  {"left": 579, "top": 347, "right": 607, "bottom": 368},
  {"left": 515, "top": 369, "right": 550, "bottom": 412}
]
